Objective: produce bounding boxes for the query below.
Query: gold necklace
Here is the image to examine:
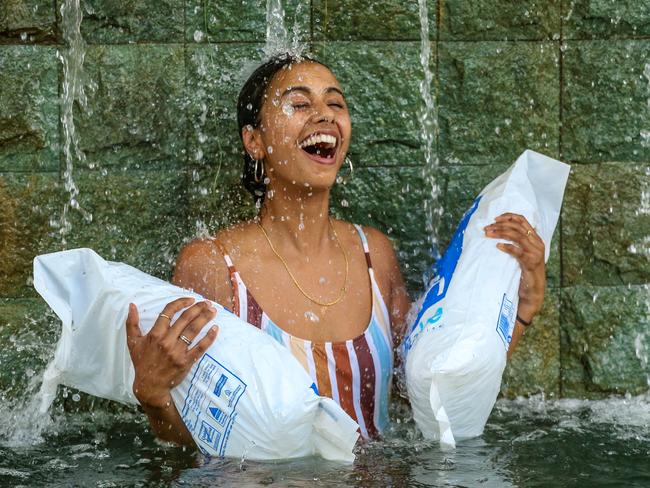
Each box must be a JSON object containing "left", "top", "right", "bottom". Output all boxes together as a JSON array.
[{"left": 257, "top": 218, "right": 349, "bottom": 307}]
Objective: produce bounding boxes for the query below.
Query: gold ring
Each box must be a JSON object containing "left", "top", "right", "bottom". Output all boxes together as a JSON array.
[
  {"left": 179, "top": 335, "right": 191, "bottom": 345},
  {"left": 159, "top": 313, "right": 172, "bottom": 321},
  {"left": 526, "top": 230, "right": 532, "bottom": 237}
]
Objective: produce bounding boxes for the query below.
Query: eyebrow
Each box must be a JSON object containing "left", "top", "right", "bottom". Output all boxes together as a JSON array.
[{"left": 281, "top": 86, "right": 345, "bottom": 98}]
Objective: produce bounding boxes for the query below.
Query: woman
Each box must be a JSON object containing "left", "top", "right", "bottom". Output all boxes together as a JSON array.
[{"left": 125, "top": 53, "right": 547, "bottom": 446}]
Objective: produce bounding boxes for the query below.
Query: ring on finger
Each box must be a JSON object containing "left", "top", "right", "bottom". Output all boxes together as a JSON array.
[
  {"left": 159, "top": 313, "right": 172, "bottom": 321},
  {"left": 179, "top": 334, "right": 191, "bottom": 346},
  {"left": 526, "top": 229, "right": 532, "bottom": 237}
]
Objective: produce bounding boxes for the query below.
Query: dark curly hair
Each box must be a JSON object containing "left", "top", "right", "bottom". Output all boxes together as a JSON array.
[{"left": 237, "top": 53, "right": 331, "bottom": 206}]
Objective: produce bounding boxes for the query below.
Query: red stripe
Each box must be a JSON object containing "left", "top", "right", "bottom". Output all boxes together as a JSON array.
[
  {"left": 331, "top": 342, "right": 357, "bottom": 424},
  {"left": 246, "top": 290, "right": 263, "bottom": 328},
  {"left": 353, "top": 334, "right": 378, "bottom": 438},
  {"left": 364, "top": 250, "right": 372, "bottom": 268}
]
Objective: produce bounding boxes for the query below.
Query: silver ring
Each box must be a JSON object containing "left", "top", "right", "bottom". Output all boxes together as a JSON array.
[{"left": 179, "top": 335, "right": 191, "bottom": 345}]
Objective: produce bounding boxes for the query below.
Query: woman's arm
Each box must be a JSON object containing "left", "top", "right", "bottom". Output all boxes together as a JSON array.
[
  {"left": 363, "top": 228, "right": 411, "bottom": 346},
  {"left": 126, "top": 238, "right": 232, "bottom": 446},
  {"left": 484, "top": 212, "right": 546, "bottom": 359}
]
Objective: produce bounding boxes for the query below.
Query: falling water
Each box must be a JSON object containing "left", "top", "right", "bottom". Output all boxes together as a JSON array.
[
  {"left": 635, "top": 328, "right": 650, "bottom": 388},
  {"left": 640, "top": 63, "right": 650, "bottom": 148},
  {"left": 264, "top": 0, "right": 289, "bottom": 58},
  {"left": 53, "top": 0, "right": 92, "bottom": 244},
  {"left": 417, "top": 0, "right": 441, "bottom": 281},
  {"left": 0, "top": 0, "right": 93, "bottom": 447},
  {"left": 263, "top": 0, "right": 306, "bottom": 59}
]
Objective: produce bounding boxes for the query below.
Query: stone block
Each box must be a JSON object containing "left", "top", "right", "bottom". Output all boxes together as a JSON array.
[
  {"left": 185, "top": 0, "right": 309, "bottom": 43},
  {"left": 0, "top": 173, "right": 62, "bottom": 298},
  {"left": 0, "top": 0, "right": 57, "bottom": 43},
  {"left": 314, "top": 41, "right": 434, "bottom": 168},
  {"left": 562, "top": 40, "right": 650, "bottom": 163},
  {"left": 561, "top": 284, "right": 650, "bottom": 397},
  {"left": 439, "top": 0, "right": 561, "bottom": 41},
  {"left": 563, "top": 0, "right": 650, "bottom": 39},
  {"left": 501, "top": 288, "right": 561, "bottom": 397},
  {"left": 76, "top": 44, "right": 186, "bottom": 171},
  {"left": 0, "top": 299, "right": 57, "bottom": 400},
  {"left": 330, "top": 166, "right": 429, "bottom": 294},
  {"left": 562, "top": 162, "right": 650, "bottom": 287},
  {"left": 62, "top": 169, "right": 192, "bottom": 281},
  {"left": 438, "top": 41, "right": 560, "bottom": 166},
  {"left": 67, "top": 0, "right": 184, "bottom": 43},
  {"left": 185, "top": 43, "right": 263, "bottom": 171},
  {"left": 312, "top": 0, "right": 436, "bottom": 41},
  {"left": 0, "top": 46, "right": 59, "bottom": 172},
  {"left": 439, "top": 164, "right": 562, "bottom": 288}
]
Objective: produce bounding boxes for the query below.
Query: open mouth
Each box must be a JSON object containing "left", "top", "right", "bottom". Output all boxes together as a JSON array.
[{"left": 298, "top": 133, "right": 338, "bottom": 163}]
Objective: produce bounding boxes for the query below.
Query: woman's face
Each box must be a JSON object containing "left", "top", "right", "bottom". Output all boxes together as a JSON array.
[{"left": 253, "top": 61, "right": 352, "bottom": 194}]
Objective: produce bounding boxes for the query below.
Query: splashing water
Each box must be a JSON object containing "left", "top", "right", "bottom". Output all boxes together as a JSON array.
[
  {"left": 417, "top": 0, "right": 442, "bottom": 284},
  {"left": 53, "top": 0, "right": 93, "bottom": 245},
  {"left": 635, "top": 332, "right": 650, "bottom": 388}
]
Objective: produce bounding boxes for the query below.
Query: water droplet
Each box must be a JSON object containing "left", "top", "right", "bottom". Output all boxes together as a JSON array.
[
  {"left": 304, "top": 311, "right": 320, "bottom": 323},
  {"left": 193, "top": 30, "right": 205, "bottom": 42},
  {"left": 341, "top": 199, "right": 349, "bottom": 207},
  {"left": 267, "top": 146, "right": 273, "bottom": 154}
]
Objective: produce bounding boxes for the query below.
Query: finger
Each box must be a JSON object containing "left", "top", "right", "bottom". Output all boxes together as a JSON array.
[
  {"left": 151, "top": 297, "right": 196, "bottom": 336},
  {"left": 494, "top": 213, "right": 529, "bottom": 225},
  {"left": 496, "top": 242, "right": 524, "bottom": 259},
  {"left": 486, "top": 222, "right": 544, "bottom": 251},
  {"left": 188, "top": 325, "right": 219, "bottom": 363},
  {"left": 125, "top": 303, "right": 142, "bottom": 347},
  {"left": 167, "top": 301, "right": 214, "bottom": 341},
  {"left": 179, "top": 305, "right": 218, "bottom": 343},
  {"left": 485, "top": 226, "right": 529, "bottom": 246}
]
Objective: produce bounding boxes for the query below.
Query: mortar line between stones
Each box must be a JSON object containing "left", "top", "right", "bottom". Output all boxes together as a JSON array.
[{"left": 558, "top": 0, "right": 566, "bottom": 399}]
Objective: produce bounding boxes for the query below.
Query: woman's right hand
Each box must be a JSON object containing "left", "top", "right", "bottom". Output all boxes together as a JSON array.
[{"left": 126, "top": 297, "right": 219, "bottom": 409}]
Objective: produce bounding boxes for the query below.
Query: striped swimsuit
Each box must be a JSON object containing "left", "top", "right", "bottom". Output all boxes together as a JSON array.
[{"left": 218, "top": 224, "right": 393, "bottom": 439}]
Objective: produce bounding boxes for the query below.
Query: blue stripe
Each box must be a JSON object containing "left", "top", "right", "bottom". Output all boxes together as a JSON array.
[
  {"left": 264, "top": 320, "right": 285, "bottom": 345},
  {"left": 368, "top": 316, "right": 392, "bottom": 431}
]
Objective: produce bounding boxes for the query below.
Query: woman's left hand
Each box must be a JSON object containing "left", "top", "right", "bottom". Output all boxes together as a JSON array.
[{"left": 484, "top": 213, "right": 546, "bottom": 321}]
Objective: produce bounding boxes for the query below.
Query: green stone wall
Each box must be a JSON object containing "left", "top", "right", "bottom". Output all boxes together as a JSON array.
[{"left": 0, "top": 0, "right": 648, "bottom": 400}]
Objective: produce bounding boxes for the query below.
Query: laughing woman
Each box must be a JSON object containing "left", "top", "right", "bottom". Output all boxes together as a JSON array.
[{"left": 125, "top": 54, "right": 548, "bottom": 446}]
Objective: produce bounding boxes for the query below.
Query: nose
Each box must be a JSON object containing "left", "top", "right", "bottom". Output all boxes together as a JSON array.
[{"left": 311, "top": 99, "right": 335, "bottom": 123}]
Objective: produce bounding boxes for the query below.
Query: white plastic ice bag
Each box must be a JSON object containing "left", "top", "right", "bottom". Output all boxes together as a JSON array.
[
  {"left": 403, "top": 150, "right": 570, "bottom": 448},
  {"left": 33, "top": 248, "right": 359, "bottom": 462}
]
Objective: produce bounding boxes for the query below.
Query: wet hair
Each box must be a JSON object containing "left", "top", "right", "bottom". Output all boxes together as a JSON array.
[{"left": 237, "top": 53, "right": 331, "bottom": 206}]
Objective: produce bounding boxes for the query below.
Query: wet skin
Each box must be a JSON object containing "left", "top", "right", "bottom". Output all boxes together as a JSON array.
[{"left": 125, "top": 61, "right": 546, "bottom": 447}]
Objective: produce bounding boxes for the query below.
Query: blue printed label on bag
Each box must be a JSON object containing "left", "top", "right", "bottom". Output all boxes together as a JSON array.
[
  {"left": 180, "top": 353, "right": 247, "bottom": 457},
  {"left": 496, "top": 293, "right": 515, "bottom": 347},
  {"left": 405, "top": 196, "right": 481, "bottom": 354}
]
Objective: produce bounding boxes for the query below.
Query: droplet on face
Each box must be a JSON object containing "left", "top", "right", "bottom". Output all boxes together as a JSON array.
[
  {"left": 282, "top": 103, "right": 295, "bottom": 116},
  {"left": 267, "top": 145, "right": 273, "bottom": 154}
]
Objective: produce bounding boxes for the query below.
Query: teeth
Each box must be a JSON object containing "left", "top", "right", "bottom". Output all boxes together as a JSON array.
[{"left": 299, "top": 133, "right": 337, "bottom": 149}]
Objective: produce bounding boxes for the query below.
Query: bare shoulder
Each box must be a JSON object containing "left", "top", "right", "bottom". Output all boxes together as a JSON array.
[
  {"left": 359, "top": 225, "right": 400, "bottom": 272},
  {"left": 173, "top": 235, "right": 232, "bottom": 306}
]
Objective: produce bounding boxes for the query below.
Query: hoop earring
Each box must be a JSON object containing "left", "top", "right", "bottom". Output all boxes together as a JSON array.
[
  {"left": 253, "top": 159, "right": 265, "bottom": 184},
  {"left": 337, "top": 156, "right": 354, "bottom": 184}
]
